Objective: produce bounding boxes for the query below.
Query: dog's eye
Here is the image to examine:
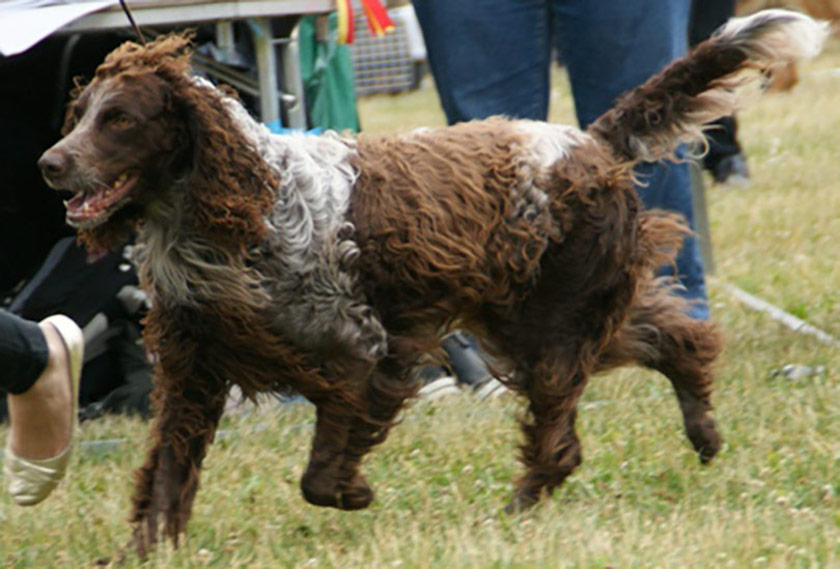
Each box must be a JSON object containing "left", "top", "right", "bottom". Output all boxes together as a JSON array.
[{"left": 104, "top": 110, "right": 136, "bottom": 130}]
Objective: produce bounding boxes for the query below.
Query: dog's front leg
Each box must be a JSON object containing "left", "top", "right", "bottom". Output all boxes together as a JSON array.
[
  {"left": 128, "top": 367, "right": 227, "bottom": 558},
  {"left": 298, "top": 358, "right": 376, "bottom": 511},
  {"left": 332, "top": 354, "right": 419, "bottom": 507},
  {"left": 300, "top": 354, "right": 417, "bottom": 511}
]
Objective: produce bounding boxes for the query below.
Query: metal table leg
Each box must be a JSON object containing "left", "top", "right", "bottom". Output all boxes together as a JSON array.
[
  {"left": 690, "top": 160, "right": 715, "bottom": 275},
  {"left": 252, "top": 17, "right": 281, "bottom": 126},
  {"left": 250, "top": 17, "right": 307, "bottom": 130},
  {"left": 277, "top": 24, "right": 306, "bottom": 129}
]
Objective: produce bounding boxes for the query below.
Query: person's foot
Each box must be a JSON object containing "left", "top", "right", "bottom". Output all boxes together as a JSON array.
[
  {"left": 5, "top": 315, "right": 83, "bottom": 505},
  {"left": 442, "top": 331, "right": 509, "bottom": 399},
  {"left": 473, "top": 377, "right": 510, "bottom": 399},
  {"left": 7, "top": 321, "right": 74, "bottom": 458},
  {"left": 712, "top": 153, "right": 750, "bottom": 187},
  {"left": 416, "top": 365, "right": 460, "bottom": 400}
]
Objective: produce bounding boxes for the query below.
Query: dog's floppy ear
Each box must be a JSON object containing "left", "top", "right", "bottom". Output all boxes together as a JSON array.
[
  {"left": 126, "top": 30, "right": 277, "bottom": 250},
  {"left": 169, "top": 75, "right": 277, "bottom": 250},
  {"left": 60, "top": 77, "right": 90, "bottom": 136}
]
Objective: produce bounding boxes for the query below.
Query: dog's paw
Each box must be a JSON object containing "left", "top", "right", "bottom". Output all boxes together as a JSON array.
[
  {"left": 502, "top": 489, "right": 541, "bottom": 516},
  {"left": 337, "top": 482, "right": 375, "bottom": 510},
  {"left": 301, "top": 473, "right": 374, "bottom": 510},
  {"left": 688, "top": 417, "right": 721, "bottom": 464},
  {"left": 301, "top": 484, "right": 374, "bottom": 510}
]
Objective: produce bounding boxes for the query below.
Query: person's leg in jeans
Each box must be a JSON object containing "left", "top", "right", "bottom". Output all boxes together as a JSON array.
[
  {"left": 689, "top": 0, "right": 735, "bottom": 46},
  {"left": 413, "top": 0, "right": 551, "bottom": 123},
  {"left": 413, "top": 0, "right": 551, "bottom": 392},
  {"left": 2, "top": 310, "right": 83, "bottom": 505},
  {"left": 552, "top": 0, "right": 709, "bottom": 319}
]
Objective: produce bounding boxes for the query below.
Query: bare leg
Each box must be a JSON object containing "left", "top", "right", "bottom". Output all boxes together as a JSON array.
[
  {"left": 4, "top": 315, "right": 83, "bottom": 507},
  {"left": 7, "top": 321, "right": 74, "bottom": 459}
]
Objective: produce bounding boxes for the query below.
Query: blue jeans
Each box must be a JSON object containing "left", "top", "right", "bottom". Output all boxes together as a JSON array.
[{"left": 413, "top": 0, "right": 708, "bottom": 319}]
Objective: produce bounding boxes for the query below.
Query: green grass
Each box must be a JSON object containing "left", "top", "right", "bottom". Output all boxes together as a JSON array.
[{"left": 3, "top": 41, "right": 840, "bottom": 568}]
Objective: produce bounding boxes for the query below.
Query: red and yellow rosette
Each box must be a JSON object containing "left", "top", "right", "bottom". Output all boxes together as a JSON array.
[{"left": 336, "top": 0, "right": 395, "bottom": 44}]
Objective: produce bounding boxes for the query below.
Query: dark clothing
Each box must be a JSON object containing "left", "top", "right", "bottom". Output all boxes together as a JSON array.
[
  {"left": 702, "top": 115, "right": 742, "bottom": 172},
  {"left": 689, "top": 0, "right": 743, "bottom": 171},
  {"left": 0, "top": 311, "right": 48, "bottom": 395},
  {"left": 689, "top": 0, "right": 736, "bottom": 46},
  {"left": 9, "top": 237, "right": 137, "bottom": 328},
  {"left": 0, "top": 34, "right": 128, "bottom": 297},
  {"left": 8, "top": 237, "right": 148, "bottom": 409}
]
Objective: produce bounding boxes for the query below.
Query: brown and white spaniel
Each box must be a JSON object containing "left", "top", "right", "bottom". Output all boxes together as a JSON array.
[{"left": 38, "top": 10, "right": 826, "bottom": 557}]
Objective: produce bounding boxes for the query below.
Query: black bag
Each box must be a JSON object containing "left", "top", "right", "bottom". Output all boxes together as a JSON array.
[{"left": 1, "top": 237, "right": 153, "bottom": 421}]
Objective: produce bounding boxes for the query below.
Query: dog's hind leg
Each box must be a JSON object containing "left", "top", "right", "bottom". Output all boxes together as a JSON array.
[
  {"left": 129, "top": 368, "right": 228, "bottom": 557},
  {"left": 504, "top": 347, "right": 590, "bottom": 513},
  {"left": 596, "top": 280, "right": 723, "bottom": 463}
]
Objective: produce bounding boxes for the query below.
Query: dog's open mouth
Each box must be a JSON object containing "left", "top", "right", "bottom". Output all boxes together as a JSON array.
[{"left": 64, "top": 171, "right": 139, "bottom": 229}]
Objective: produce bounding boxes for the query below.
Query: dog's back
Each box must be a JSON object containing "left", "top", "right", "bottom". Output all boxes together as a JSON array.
[{"left": 350, "top": 119, "right": 572, "bottom": 319}]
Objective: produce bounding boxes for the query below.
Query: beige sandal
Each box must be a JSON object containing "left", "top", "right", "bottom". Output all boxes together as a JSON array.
[{"left": 4, "top": 315, "right": 83, "bottom": 506}]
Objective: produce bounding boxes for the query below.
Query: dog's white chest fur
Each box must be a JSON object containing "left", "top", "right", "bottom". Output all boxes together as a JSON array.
[{"left": 229, "top": 101, "right": 388, "bottom": 361}]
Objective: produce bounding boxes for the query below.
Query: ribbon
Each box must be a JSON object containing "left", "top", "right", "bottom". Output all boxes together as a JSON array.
[
  {"left": 336, "top": 0, "right": 394, "bottom": 44},
  {"left": 359, "top": 0, "right": 395, "bottom": 37},
  {"left": 336, "top": 0, "right": 354, "bottom": 44}
]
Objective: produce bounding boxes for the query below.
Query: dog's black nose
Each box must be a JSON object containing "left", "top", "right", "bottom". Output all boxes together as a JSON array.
[{"left": 38, "top": 149, "right": 69, "bottom": 182}]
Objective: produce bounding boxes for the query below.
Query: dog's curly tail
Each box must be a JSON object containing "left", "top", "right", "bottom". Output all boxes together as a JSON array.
[{"left": 589, "top": 9, "right": 829, "bottom": 163}]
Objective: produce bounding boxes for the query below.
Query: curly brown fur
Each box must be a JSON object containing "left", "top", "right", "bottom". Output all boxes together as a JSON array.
[{"left": 36, "top": 11, "right": 825, "bottom": 558}]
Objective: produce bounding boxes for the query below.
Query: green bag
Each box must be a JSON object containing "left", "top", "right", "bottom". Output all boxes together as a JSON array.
[{"left": 298, "top": 14, "right": 360, "bottom": 132}]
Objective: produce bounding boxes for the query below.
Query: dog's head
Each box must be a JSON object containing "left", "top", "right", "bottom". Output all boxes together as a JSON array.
[{"left": 39, "top": 33, "right": 276, "bottom": 252}]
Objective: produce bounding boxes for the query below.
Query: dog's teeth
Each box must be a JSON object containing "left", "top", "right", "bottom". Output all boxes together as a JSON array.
[
  {"left": 83, "top": 202, "right": 90, "bottom": 213},
  {"left": 63, "top": 200, "right": 69, "bottom": 207}
]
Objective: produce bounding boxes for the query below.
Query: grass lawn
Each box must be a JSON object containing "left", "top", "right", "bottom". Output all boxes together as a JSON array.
[{"left": 2, "top": 39, "right": 840, "bottom": 569}]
